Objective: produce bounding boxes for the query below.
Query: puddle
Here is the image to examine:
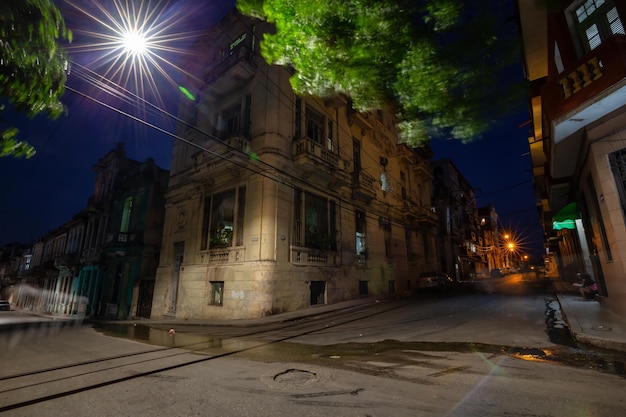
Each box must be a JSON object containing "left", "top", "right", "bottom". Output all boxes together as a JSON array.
[
  {"left": 93, "top": 321, "right": 626, "bottom": 378},
  {"left": 93, "top": 322, "right": 224, "bottom": 351}
]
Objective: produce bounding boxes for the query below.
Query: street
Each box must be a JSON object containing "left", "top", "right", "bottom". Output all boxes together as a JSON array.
[{"left": 1, "top": 274, "right": 626, "bottom": 416}]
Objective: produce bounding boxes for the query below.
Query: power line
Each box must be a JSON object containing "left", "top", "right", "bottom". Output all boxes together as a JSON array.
[{"left": 66, "top": 61, "right": 425, "bottom": 235}]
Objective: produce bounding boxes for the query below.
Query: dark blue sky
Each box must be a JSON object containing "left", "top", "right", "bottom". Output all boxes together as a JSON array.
[{"left": 0, "top": 0, "right": 543, "bottom": 258}]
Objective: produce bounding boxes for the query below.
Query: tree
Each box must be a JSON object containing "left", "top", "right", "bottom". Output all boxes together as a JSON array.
[
  {"left": 0, "top": 0, "right": 71, "bottom": 158},
  {"left": 237, "top": 0, "right": 524, "bottom": 146}
]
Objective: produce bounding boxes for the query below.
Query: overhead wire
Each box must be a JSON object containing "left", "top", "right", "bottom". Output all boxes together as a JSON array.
[
  {"left": 66, "top": 57, "right": 427, "bottom": 235},
  {"left": 63, "top": 11, "right": 536, "bottom": 249}
]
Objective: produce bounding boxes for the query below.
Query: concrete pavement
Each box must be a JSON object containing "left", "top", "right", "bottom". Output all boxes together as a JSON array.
[{"left": 3, "top": 279, "right": 626, "bottom": 354}]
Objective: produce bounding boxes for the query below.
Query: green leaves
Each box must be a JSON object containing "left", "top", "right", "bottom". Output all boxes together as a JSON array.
[
  {"left": 0, "top": 126, "right": 35, "bottom": 158},
  {"left": 238, "top": 0, "right": 524, "bottom": 146},
  {"left": 0, "top": 0, "right": 71, "bottom": 158}
]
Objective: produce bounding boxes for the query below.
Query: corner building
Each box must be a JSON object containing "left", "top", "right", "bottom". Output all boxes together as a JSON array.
[{"left": 151, "top": 11, "right": 439, "bottom": 320}]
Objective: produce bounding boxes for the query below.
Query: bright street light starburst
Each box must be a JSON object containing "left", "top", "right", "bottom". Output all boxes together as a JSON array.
[
  {"left": 65, "top": 0, "right": 204, "bottom": 113},
  {"left": 121, "top": 30, "right": 147, "bottom": 57}
]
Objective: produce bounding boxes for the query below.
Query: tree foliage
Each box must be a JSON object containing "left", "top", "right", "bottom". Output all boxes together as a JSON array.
[
  {"left": 0, "top": 0, "right": 71, "bottom": 158},
  {"left": 237, "top": 0, "right": 524, "bottom": 145}
]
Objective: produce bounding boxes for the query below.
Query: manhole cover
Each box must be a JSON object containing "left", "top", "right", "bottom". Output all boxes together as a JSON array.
[
  {"left": 261, "top": 364, "right": 329, "bottom": 390},
  {"left": 275, "top": 369, "right": 316, "bottom": 384}
]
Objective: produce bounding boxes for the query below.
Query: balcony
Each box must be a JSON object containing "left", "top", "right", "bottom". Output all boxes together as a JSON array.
[
  {"left": 204, "top": 46, "right": 256, "bottom": 97},
  {"left": 396, "top": 143, "right": 415, "bottom": 165},
  {"left": 290, "top": 246, "right": 337, "bottom": 266},
  {"left": 351, "top": 170, "right": 377, "bottom": 202},
  {"left": 541, "top": 35, "right": 626, "bottom": 211},
  {"left": 412, "top": 158, "right": 433, "bottom": 180},
  {"left": 542, "top": 35, "right": 626, "bottom": 128},
  {"left": 53, "top": 253, "right": 80, "bottom": 270},
  {"left": 292, "top": 137, "right": 351, "bottom": 187},
  {"left": 348, "top": 110, "right": 372, "bottom": 135},
  {"left": 191, "top": 135, "right": 251, "bottom": 175},
  {"left": 418, "top": 205, "right": 438, "bottom": 227},
  {"left": 200, "top": 247, "right": 245, "bottom": 264},
  {"left": 105, "top": 231, "right": 144, "bottom": 246}
]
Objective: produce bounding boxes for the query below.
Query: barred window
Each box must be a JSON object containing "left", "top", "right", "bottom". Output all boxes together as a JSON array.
[
  {"left": 609, "top": 148, "right": 626, "bottom": 223},
  {"left": 573, "top": 0, "right": 624, "bottom": 52}
]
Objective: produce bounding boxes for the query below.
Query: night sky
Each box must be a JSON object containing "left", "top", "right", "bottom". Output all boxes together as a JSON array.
[{"left": 0, "top": 0, "right": 544, "bottom": 259}]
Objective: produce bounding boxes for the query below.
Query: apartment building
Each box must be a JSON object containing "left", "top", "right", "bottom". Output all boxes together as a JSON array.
[
  {"left": 431, "top": 159, "right": 484, "bottom": 281},
  {"left": 151, "top": 11, "right": 439, "bottom": 320},
  {"left": 519, "top": 0, "right": 626, "bottom": 316}
]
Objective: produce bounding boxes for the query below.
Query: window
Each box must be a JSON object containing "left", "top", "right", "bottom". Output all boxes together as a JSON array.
[
  {"left": 305, "top": 106, "right": 324, "bottom": 145},
  {"left": 201, "top": 187, "right": 246, "bottom": 250},
  {"left": 223, "top": 104, "right": 241, "bottom": 137},
  {"left": 120, "top": 197, "right": 133, "bottom": 233},
  {"left": 352, "top": 139, "right": 362, "bottom": 175},
  {"left": 219, "top": 96, "right": 251, "bottom": 138},
  {"left": 327, "top": 120, "right": 334, "bottom": 151},
  {"left": 379, "top": 217, "right": 392, "bottom": 258},
  {"left": 295, "top": 98, "right": 302, "bottom": 138},
  {"left": 294, "top": 188, "right": 337, "bottom": 251},
  {"left": 405, "top": 227, "right": 416, "bottom": 261},
  {"left": 356, "top": 210, "right": 367, "bottom": 255},
  {"left": 573, "top": 0, "right": 624, "bottom": 52},
  {"left": 210, "top": 281, "right": 224, "bottom": 306}
]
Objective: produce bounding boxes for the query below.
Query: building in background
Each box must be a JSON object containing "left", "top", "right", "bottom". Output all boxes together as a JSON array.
[
  {"left": 150, "top": 11, "right": 440, "bottom": 320},
  {"left": 431, "top": 159, "right": 485, "bottom": 281},
  {"left": 519, "top": 0, "right": 626, "bottom": 316},
  {"left": 101, "top": 157, "right": 168, "bottom": 319},
  {"left": 477, "top": 205, "right": 503, "bottom": 274},
  {"left": 5, "top": 144, "right": 168, "bottom": 319}
]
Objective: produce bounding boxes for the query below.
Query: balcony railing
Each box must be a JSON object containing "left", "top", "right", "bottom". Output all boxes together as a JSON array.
[
  {"left": 105, "top": 231, "right": 144, "bottom": 246},
  {"left": 396, "top": 143, "right": 415, "bottom": 164},
  {"left": 192, "top": 135, "right": 251, "bottom": 170},
  {"left": 204, "top": 45, "right": 256, "bottom": 96},
  {"left": 351, "top": 170, "right": 377, "bottom": 202},
  {"left": 542, "top": 35, "right": 626, "bottom": 123},
  {"left": 201, "top": 247, "right": 245, "bottom": 264},
  {"left": 292, "top": 137, "right": 351, "bottom": 186},
  {"left": 290, "top": 246, "right": 337, "bottom": 266}
]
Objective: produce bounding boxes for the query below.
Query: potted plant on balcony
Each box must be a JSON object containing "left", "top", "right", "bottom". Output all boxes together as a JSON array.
[
  {"left": 305, "top": 227, "right": 331, "bottom": 254},
  {"left": 210, "top": 223, "right": 233, "bottom": 248}
]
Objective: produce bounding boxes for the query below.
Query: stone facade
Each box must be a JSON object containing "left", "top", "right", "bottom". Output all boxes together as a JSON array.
[{"left": 151, "top": 11, "right": 439, "bottom": 320}]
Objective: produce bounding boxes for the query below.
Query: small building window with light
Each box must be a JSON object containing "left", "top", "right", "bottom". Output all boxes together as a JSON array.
[{"left": 120, "top": 196, "right": 133, "bottom": 233}]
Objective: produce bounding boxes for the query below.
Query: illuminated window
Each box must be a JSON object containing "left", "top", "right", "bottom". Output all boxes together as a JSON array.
[
  {"left": 120, "top": 197, "right": 133, "bottom": 233},
  {"left": 355, "top": 210, "right": 367, "bottom": 255},
  {"left": 201, "top": 187, "right": 246, "bottom": 250}
]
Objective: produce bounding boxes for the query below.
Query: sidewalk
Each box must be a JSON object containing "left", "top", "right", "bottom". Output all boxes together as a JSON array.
[{"left": 553, "top": 281, "right": 626, "bottom": 353}]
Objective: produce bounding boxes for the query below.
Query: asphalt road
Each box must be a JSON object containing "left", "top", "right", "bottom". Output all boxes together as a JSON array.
[{"left": 2, "top": 274, "right": 626, "bottom": 416}]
